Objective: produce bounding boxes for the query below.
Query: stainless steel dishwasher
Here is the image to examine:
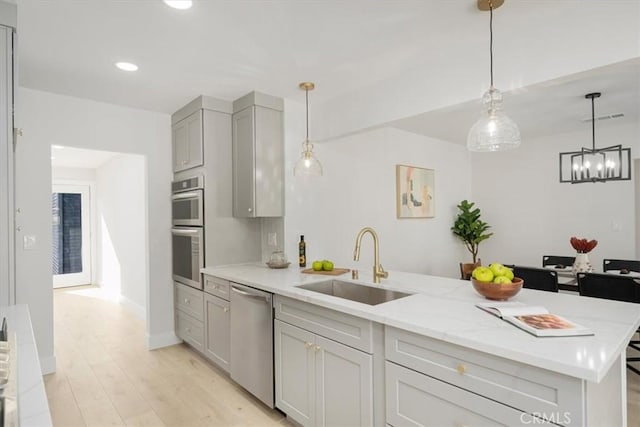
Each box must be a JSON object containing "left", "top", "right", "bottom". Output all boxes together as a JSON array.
[{"left": 229, "top": 282, "right": 274, "bottom": 408}]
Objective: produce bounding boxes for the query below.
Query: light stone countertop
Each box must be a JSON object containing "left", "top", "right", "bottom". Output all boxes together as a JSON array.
[
  {"left": 202, "top": 263, "right": 640, "bottom": 383},
  {"left": 0, "top": 304, "right": 52, "bottom": 426}
]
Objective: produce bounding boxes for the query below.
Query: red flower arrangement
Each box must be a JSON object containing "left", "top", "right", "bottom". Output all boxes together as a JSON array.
[{"left": 570, "top": 237, "right": 598, "bottom": 253}]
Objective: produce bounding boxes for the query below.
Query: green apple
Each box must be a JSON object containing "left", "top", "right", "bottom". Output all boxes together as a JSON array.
[
  {"left": 503, "top": 268, "right": 514, "bottom": 281},
  {"left": 473, "top": 266, "right": 494, "bottom": 282},
  {"left": 312, "top": 261, "right": 323, "bottom": 271},
  {"left": 489, "top": 263, "right": 507, "bottom": 277},
  {"left": 322, "top": 260, "right": 334, "bottom": 271},
  {"left": 493, "top": 275, "right": 512, "bottom": 284}
]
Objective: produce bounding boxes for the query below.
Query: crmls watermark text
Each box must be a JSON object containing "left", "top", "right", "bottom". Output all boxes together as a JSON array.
[{"left": 520, "top": 412, "right": 572, "bottom": 425}]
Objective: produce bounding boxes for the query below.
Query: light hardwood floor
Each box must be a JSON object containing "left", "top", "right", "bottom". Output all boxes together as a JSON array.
[
  {"left": 45, "top": 285, "right": 640, "bottom": 426},
  {"left": 45, "top": 286, "right": 291, "bottom": 426}
]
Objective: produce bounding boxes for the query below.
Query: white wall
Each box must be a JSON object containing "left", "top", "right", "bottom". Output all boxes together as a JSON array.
[
  {"left": 283, "top": 102, "right": 472, "bottom": 278},
  {"left": 52, "top": 166, "right": 96, "bottom": 182},
  {"left": 15, "top": 88, "right": 173, "bottom": 373},
  {"left": 470, "top": 121, "right": 640, "bottom": 270},
  {"left": 96, "top": 154, "right": 146, "bottom": 318}
]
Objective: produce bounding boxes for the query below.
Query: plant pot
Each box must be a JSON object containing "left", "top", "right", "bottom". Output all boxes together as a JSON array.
[{"left": 460, "top": 260, "right": 481, "bottom": 280}]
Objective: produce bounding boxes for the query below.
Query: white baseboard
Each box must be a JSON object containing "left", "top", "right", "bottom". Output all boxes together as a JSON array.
[
  {"left": 146, "top": 331, "right": 181, "bottom": 350},
  {"left": 40, "top": 354, "right": 56, "bottom": 375},
  {"left": 119, "top": 295, "right": 145, "bottom": 320}
]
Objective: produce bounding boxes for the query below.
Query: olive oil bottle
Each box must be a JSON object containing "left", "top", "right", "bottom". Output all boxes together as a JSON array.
[{"left": 299, "top": 235, "right": 306, "bottom": 267}]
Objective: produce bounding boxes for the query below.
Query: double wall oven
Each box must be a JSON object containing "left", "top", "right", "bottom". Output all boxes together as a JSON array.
[{"left": 171, "top": 175, "right": 204, "bottom": 289}]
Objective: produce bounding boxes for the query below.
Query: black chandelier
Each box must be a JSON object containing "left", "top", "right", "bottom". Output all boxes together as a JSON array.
[{"left": 559, "top": 92, "right": 631, "bottom": 184}]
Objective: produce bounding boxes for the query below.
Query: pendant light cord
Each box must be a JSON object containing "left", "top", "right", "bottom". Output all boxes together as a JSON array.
[
  {"left": 489, "top": 3, "right": 494, "bottom": 88},
  {"left": 305, "top": 89, "right": 309, "bottom": 141},
  {"left": 591, "top": 95, "right": 596, "bottom": 151}
]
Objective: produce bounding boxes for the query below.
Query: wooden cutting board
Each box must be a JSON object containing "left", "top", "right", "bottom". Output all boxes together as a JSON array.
[{"left": 301, "top": 268, "right": 350, "bottom": 276}]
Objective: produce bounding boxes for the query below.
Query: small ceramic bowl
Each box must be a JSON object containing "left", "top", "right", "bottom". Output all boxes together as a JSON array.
[{"left": 471, "top": 277, "right": 523, "bottom": 300}]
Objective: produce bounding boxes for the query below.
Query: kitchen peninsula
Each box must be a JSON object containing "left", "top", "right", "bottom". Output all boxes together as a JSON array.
[{"left": 202, "top": 264, "right": 640, "bottom": 427}]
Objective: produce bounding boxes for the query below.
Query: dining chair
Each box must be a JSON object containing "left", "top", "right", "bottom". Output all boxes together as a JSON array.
[
  {"left": 577, "top": 272, "right": 640, "bottom": 375},
  {"left": 542, "top": 255, "right": 576, "bottom": 268},
  {"left": 602, "top": 259, "right": 640, "bottom": 273},
  {"left": 512, "top": 266, "right": 559, "bottom": 292}
]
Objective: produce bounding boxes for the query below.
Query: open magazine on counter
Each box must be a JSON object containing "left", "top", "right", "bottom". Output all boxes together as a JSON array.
[{"left": 476, "top": 302, "right": 594, "bottom": 337}]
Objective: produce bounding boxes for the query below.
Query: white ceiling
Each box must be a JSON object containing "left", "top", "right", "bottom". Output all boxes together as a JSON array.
[
  {"left": 15, "top": 1, "right": 640, "bottom": 143},
  {"left": 391, "top": 58, "right": 640, "bottom": 144}
]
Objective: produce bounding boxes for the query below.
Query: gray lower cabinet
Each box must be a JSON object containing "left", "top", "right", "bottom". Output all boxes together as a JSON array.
[
  {"left": 203, "top": 293, "right": 230, "bottom": 372},
  {"left": 385, "top": 362, "right": 552, "bottom": 427},
  {"left": 175, "top": 282, "right": 204, "bottom": 352},
  {"left": 275, "top": 319, "right": 373, "bottom": 427},
  {"left": 385, "top": 326, "right": 578, "bottom": 426},
  {"left": 175, "top": 278, "right": 231, "bottom": 373}
]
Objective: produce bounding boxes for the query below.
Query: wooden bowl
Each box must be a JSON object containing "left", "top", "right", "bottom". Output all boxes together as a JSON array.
[{"left": 471, "top": 277, "right": 523, "bottom": 300}]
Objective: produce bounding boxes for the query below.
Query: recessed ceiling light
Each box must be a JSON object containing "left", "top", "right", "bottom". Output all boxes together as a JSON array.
[
  {"left": 164, "top": 0, "right": 192, "bottom": 10},
  {"left": 52, "top": 145, "right": 64, "bottom": 149},
  {"left": 115, "top": 62, "right": 138, "bottom": 72}
]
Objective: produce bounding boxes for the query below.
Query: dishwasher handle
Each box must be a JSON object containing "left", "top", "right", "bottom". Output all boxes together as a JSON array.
[{"left": 231, "top": 285, "right": 271, "bottom": 304}]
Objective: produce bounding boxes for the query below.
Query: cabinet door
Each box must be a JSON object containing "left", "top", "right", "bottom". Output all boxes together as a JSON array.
[
  {"left": 385, "top": 362, "right": 552, "bottom": 427},
  {"left": 254, "top": 105, "right": 284, "bottom": 217},
  {"left": 175, "top": 310, "right": 204, "bottom": 353},
  {"left": 204, "top": 293, "right": 230, "bottom": 372},
  {"left": 315, "top": 335, "right": 373, "bottom": 427},
  {"left": 232, "top": 106, "right": 255, "bottom": 217},
  {"left": 173, "top": 110, "right": 203, "bottom": 172},
  {"left": 275, "top": 320, "right": 315, "bottom": 426}
]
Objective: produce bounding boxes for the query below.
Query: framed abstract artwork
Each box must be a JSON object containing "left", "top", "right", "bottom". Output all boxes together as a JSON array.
[{"left": 396, "top": 164, "right": 435, "bottom": 218}]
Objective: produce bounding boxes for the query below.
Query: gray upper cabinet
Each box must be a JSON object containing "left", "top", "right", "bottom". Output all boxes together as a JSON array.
[
  {"left": 232, "top": 92, "right": 284, "bottom": 218},
  {"left": 172, "top": 110, "right": 203, "bottom": 172}
]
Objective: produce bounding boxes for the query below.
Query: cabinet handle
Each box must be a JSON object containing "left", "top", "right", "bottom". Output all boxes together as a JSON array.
[
  {"left": 223, "top": 307, "right": 229, "bottom": 313},
  {"left": 247, "top": 207, "right": 253, "bottom": 213},
  {"left": 314, "top": 345, "right": 321, "bottom": 352},
  {"left": 456, "top": 363, "right": 466, "bottom": 375},
  {"left": 184, "top": 298, "right": 190, "bottom": 304},
  {"left": 304, "top": 341, "right": 313, "bottom": 349},
  {"left": 214, "top": 284, "right": 219, "bottom": 290},
  {"left": 182, "top": 160, "right": 187, "bottom": 165}
]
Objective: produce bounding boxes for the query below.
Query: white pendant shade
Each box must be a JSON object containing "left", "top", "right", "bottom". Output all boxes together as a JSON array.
[{"left": 467, "top": 88, "right": 521, "bottom": 152}]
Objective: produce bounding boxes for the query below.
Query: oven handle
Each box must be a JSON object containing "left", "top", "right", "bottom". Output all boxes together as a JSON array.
[
  {"left": 171, "top": 191, "right": 201, "bottom": 200},
  {"left": 171, "top": 228, "right": 201, "bottom": 236}
]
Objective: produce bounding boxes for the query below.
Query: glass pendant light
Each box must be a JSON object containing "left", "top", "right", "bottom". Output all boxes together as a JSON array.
[
  {"left": 467, "top": 0, "right": 521, "bottom": 152},
  {"left": 294, "top": 82, "right": 322, "bottom": 176}
]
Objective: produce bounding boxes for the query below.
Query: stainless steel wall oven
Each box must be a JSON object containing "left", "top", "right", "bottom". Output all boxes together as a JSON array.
[{"left": 171, "top": 175, "right": 204, "bottom": 289}]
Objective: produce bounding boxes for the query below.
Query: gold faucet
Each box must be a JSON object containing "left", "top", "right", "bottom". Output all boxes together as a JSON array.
[{"left": 353, "top": 227, "right": 389, "bottom": 283}]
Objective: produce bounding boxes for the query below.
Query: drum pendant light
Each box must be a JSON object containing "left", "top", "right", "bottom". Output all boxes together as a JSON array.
[
  {"left": 294, "top": 82, "right": 322, "bottom": 176},
  {"left": 467, "top": 0, "right": 521, "bottom": 152}
]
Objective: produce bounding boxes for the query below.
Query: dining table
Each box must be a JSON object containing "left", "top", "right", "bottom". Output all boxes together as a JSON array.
[{"left": 543, "top": 265, "right": 640, "bottom": 292}]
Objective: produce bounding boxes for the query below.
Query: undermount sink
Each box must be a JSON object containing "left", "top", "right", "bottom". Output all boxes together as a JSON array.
[{"left": 296, "top": 280, "right": 413, "bottom": 306}]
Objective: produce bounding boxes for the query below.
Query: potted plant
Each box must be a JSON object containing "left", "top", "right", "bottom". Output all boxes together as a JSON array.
[{"left": 451, "top": 200, "right": 493, "bottom": 279}]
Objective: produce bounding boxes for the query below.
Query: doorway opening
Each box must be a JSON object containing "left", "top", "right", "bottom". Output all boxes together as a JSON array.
[{"left": 52, "top": 184, "right": 91, "bottom": 288}]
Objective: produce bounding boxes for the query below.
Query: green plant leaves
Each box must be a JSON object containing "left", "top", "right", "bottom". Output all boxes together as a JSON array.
[{"left": 451, "top": 200, "right": 493, "bottom": 263}]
